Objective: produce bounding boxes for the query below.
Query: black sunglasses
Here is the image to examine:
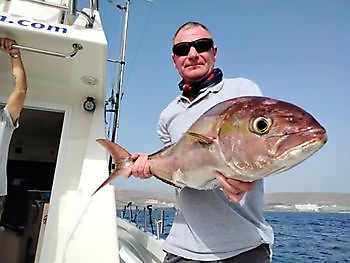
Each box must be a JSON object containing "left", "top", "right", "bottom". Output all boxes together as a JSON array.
[{"left": 172, "top": 38, "right": 214, "bottom": 56}]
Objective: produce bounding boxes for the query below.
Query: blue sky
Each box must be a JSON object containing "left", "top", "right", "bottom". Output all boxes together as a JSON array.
[{"left": 98, "top": 0, "right": 350, "bottom": 193}]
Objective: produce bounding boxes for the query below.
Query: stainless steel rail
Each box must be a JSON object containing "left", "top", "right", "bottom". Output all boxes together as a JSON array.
[
  {"left": 12, "top": 43, "right": 83, "bottom": 58},
  {"left": 20, "top": 0, "right": 95, "bottom": 27},
  {"left": 117, "top": 201, "right": 171, "bottom": 240}
]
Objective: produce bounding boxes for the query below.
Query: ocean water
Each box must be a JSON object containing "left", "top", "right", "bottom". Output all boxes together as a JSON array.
[
  {"left": 118, "top": 209, "right": 350, "bottom": 262},
  {"left": 266, "top": 212, "right": 350, "bottom": 262}
]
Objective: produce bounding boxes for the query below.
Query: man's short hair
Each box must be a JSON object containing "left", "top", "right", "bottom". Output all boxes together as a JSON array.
[{"left": 173, "top": 21, "right": 212, "bottom": 43}]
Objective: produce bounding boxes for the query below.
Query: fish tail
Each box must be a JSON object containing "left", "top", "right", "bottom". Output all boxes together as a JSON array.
[
  {"left": 92, "top": 139, "right": 132, "bottom": 195},
  {"left": 96, "top": 138, "right": 131, "bottom": 163},
  {"left": 92, "top": 168, "right": 130, "bottom": 195}
]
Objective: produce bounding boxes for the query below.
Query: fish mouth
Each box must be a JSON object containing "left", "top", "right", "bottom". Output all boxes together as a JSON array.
[
  {"left": 302, "top": 127, "right": 327, "bottom": 146},
  {"left": 319, "top": 130, "right": 328, "bottom": 144},
  {"left": 273, "top": 138, "right": 325, "bottom": 173},
  {"left": 271, "top": 127, "right": 327, "bottom": 157}
]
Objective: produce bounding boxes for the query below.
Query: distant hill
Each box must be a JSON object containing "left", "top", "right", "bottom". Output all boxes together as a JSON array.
[
  {"left": 115, "top": 189, "right": 176, "bottom": 208},
  {"left": 264, "top": 192, "right": 350, "bottom": 212},
  {"left": 264, "top": 192, "right": 350, "bottom": 207},
  {"left": 115, "top": 189, "right": 350, "bottom": 212}
]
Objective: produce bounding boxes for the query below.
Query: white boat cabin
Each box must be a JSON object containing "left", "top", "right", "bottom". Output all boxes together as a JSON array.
[
  {"left": 0, "top": 0, "right": 166, "bottom": 262},
  {"left": 0, "top": 0, "right": 119, "bottom": 262}
]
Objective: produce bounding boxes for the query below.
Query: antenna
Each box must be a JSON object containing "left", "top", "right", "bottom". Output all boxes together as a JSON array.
[
  {"left": 107, "top": 0, "right": 154, "bottom": 173},
  {"left": 108, "top": 0, "right": 131, "bottom": 172}
]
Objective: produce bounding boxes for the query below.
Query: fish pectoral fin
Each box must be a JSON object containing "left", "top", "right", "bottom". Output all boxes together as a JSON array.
[{"left": 185, "top": 131, "right": 214, "bottom": 145}]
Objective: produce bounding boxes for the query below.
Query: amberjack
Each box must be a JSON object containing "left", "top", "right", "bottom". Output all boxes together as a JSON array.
[{"left": 94, "top": 96, "right": 327, "bottom": 194}]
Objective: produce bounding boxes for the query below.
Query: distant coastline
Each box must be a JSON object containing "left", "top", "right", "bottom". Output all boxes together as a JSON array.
[
  {"left": 264, "top": 192, "right": 350, "bottom": 212},
  {"left": 115, "top": 189, "right": 350, "bottom": 213}
]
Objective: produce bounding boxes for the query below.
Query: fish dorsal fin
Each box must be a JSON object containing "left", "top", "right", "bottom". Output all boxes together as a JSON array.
[{"left": 185, "top": 131, "right": 214, "bottom": 145}]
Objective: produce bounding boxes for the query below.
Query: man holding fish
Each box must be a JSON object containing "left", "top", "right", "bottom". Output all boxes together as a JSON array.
[
  {"left": 132, "top": 22, "right": 272, "bottom": 262},
  {"left": 96, "top": 22, "right": 327, "bottom": 262}
]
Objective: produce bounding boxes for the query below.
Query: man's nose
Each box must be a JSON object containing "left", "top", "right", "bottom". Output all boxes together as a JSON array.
[{"left": 187, "top": 46, "right": 199, "bottom": 57}]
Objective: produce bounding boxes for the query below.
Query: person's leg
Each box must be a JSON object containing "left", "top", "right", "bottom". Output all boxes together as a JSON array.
[
  {"left": 163, "top": 252, "right": 199, "bottom": 263},
  {"left": 163, "top": 244, "right": 271, "bottom": 263},
  {"left": 220, "top": 244, "right": 271, "bottom": 263},
  {"left": 0, "top": 195, "right": 5, "bottom": 221}
]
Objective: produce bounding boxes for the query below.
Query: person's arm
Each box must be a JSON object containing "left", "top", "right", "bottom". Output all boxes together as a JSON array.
[
  {"left": 0, "top": 38, "right": 27, "bottom": 124},
  {"left": 130, "top": 108, "right": 172, "bottom": 179}
]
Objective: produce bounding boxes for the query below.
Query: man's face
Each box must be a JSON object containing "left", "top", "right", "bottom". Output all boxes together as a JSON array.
[{"left": 172, "top": 26, "right": 217, "bottom": 84}]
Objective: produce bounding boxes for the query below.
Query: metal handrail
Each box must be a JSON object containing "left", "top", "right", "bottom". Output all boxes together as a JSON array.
[
  {"left": 20, "top": 0, "right": 95, "bottom": 27},
  {"left": 12, "top": 43, "right": 83, "bottom": 58}
]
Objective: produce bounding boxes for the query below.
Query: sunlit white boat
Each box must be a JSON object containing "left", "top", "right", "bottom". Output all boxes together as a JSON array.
[{"left": 0, "top": 0, "right": 165, "bottom": 262}]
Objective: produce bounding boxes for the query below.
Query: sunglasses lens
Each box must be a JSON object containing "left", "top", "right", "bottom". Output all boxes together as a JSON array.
[
  {"left": 194, "top": 39, "right": 213, "bottom": 53},
  {"left": 172, "top": 43, "right": 190, "bottom": 56},
  {"left": 172, "top": 38, "right": 213, "bottom": 56}
]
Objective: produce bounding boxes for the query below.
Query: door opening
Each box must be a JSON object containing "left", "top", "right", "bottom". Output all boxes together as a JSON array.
[{"left": 0, "top": 107, "right": 64, "bottom": 263}]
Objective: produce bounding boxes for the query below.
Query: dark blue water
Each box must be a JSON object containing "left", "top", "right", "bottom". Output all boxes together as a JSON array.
[
  {"left": 118, "top": 210, "right": 350, "bottom": 262},
  {"left": 267, "top": 212, "right": 350, "bottom": 262}
]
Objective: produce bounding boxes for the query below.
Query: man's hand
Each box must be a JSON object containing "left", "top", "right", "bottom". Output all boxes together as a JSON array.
[
  {"left": 0, "top": 38, "right": 20, "bottom": 56},
  {"left": 215, "top": 171, "right": 256, "bottom": 203},
  {"left": 130, "top": 153, "right": 152, "bottom": 179}
]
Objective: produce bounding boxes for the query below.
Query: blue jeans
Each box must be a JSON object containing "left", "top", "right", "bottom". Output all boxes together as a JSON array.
[{"left": 163, "top": 244, "right": 271, "bottom": 263}]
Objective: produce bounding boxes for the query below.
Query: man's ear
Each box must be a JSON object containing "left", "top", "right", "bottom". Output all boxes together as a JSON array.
[
  {"left": 172, "top": 54, "right": 177, "bottom": 69},
  {"left": 213, "top": 46, "right": 218, "bottom": 60}
]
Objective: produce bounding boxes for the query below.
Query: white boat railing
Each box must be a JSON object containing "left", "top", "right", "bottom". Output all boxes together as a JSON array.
[
  {"left": 11, "top": 43, "right": 83, "bottom": 58},
  {"left": 117, "top": 201, "right": 171, "bottom": 240},
  {"left": 5, "top": 0, "right": 96, "bottom": 27}
]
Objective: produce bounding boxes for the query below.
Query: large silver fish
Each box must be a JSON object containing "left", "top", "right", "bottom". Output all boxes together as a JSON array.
[{"left": 94, "top": 96, "right": 327, "bottom": 194}]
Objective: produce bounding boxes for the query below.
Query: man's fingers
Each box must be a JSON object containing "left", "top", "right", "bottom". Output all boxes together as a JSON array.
[
  {"left": 0, "top": 38, "right": 17, "bottom": 53},
  {"left": 216, "top": 172, "right": 257, "bottom": 203},
  {"left": 226, "top": 179, "right": 257, "bottom": 192},
  {"left": 216, "top": 173, "right": 234, "bottom": 191},
  {"left": 225, "top": 191, "right": 245, "bottom": 203},
  {"left": 130, "top": 153, "right": 151, "bottom": 179}
]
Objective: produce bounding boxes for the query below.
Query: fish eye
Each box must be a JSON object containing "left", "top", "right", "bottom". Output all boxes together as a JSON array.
[{"left": 251, "top": 117, "right": 272, "bottom": 135}]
